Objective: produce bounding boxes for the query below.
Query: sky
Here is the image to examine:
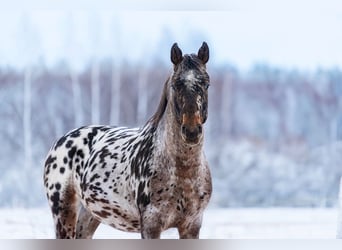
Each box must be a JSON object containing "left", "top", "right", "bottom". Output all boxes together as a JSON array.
[{"left": 0, "top": 1, "right": 341, "bottom": 71}]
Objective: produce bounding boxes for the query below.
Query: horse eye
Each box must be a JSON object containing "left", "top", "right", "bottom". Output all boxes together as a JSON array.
[
  {"left": 204, "top": 83, "right": 210, "bottom": 90},
  {"left": 172, "top": 80, "right": 183, "bottom": 90},
  {"left": 172, "top": 85, "right": 180, "bottom": 91}
]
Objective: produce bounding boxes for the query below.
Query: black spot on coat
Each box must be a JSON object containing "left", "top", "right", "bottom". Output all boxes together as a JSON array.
[{"left": 54, "top": 136, "right": 67, "bottom": 150}]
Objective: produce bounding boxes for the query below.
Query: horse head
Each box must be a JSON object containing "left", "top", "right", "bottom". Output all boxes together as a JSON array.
[{"left": 170, "top": 42, "right": 210, "bottom": 145}]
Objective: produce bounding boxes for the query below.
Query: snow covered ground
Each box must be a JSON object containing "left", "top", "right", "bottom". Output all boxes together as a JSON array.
[{"left": 0, "top": 207, "right": 338, "bottom": 239}]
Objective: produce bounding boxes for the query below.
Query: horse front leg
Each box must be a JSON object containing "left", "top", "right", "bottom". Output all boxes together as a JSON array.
[
  {"left": 140, "top": 208, "right": 163, "bottom": 239},
  {"left": 141, "top": 224, "right": 162, "bottom": 239},
  {"left": 177, "top": 216, "right": 202, "bottom": 239}
]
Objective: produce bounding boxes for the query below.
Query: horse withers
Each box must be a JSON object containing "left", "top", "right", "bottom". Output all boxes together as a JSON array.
[{"left": 43, "top": 42, "right": 212, "bottom": 239}]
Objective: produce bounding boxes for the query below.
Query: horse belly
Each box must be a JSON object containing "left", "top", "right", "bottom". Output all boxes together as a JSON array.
[
  {"left": 84, "top": 192, "right": 141, "bottom": 232},
  {"left": 79, "top": 164, "right": 141, "bottom": 232}
]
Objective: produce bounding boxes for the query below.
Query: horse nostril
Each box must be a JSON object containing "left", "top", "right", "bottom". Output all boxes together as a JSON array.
[
  {"left": 181, "top": 125, "right": 187, "bottom": 134},
  {"left": 181, "top": 124, "right": 202, "bottom": 140}
]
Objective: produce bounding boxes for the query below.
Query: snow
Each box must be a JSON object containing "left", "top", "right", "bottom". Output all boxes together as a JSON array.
[
  {"left": 0, "top": 207, "right": 338, "bottom": 239},
  {"left": 337, "top": 177, "right": 342, "bottom": 239}
]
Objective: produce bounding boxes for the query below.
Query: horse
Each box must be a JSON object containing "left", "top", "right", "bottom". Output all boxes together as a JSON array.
[{"left": 43, "top": 42, "right": 212, "bottom": 239}]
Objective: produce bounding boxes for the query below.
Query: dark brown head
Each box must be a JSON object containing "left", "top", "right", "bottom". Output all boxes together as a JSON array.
[{"left": 169, "top": 42, "right": 210, "bottom": 145}]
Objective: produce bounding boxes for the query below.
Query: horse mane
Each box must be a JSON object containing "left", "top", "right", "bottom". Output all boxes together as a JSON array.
[{"left": 146, "top": 76, "right": 169, "bottom": 128}]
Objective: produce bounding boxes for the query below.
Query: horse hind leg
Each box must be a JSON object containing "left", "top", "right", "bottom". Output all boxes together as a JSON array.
[
  {"left": 76, "top": 205, "right": 100, "bottom": 239},
  {"left": 50, "top": 182, "right": 79, "bottom": 239}
]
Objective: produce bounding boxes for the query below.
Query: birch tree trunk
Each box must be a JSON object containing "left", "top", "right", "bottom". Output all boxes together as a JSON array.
[
  {"left": 110, "top": 62, "right": 121, "bottom": 125},
  {"left": 285, "top": 86, "right": 296, "bottom": 136},
  {"left": 110, "top": 14, "right": 122, "bottom": 126},
  {"left": 23, "top": 66, "right": 32, "bottom": 170},
  {"left": 137, "top": 68, "right": 148, "bottom": 124},
  {"left": 71, "top": 70, "right": 83, "bottom": 127},
  {"left": 91, "top": 60, "right": 100, "bottom": 124},
  {"left": 221, "top": 72, "right": 234, "bottom": 136}
]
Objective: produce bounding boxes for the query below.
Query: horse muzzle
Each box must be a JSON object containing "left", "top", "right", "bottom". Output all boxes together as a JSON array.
[{"left": 181, "top": 124, "right": 203, "bottom": 145}]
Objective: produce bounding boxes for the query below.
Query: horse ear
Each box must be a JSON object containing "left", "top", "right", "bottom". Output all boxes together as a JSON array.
[
  {"left": 171, "top": 43, "right": 183, "bottom": 65},
  {"left": 197, "top": 42, "right": 209, "bottom": 64}
]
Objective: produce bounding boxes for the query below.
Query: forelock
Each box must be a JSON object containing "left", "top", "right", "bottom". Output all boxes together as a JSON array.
[
  {"left": 180, "top": 54, "right": 202, "bottom": 71},
  {"left": 173, "top": 55, "right": 209, "bottom": 83}
]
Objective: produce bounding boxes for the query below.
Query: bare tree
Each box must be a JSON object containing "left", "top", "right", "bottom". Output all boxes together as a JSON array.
[
  {"left": 64, "top": 12, "right": 84, "bottom": 127},
  {"left": 91, "top": 60, "right": 100, "bottom": 124},
  {"left": 137, "top": 67, "right": 148, "bottom": 124},
  {"left": 17, "top": 13, "right": 40, "bottom": 170},
  {"left": 221, "top": 72, "right": 235, "bottom": 136},
  {"left": 71, "top": 70, "right": 83, "bottom": 126},
  {"left": 89, "top": 13, "right": 101, "bottom": 124},
  {"left": 23, "top": 67, "right": 32, "bottom": 170},
  {"left": 111, "top": 61, "right": 121, "bottom": 125},
  {"left": 110, "top": 14, "right": 122, "bottom": 125}
]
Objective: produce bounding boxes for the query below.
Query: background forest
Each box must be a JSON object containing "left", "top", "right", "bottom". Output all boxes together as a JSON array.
[{"left": 0, "top": 11, "right": 342, "bottom": 208}]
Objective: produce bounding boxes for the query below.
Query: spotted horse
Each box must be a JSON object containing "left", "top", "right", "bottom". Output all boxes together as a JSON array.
[{"left": 43, "top": 42, "right": 212, "bottom": 239}]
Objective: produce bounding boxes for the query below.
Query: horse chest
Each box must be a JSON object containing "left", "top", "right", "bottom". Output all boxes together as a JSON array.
[
  {"left": 150, "top": 167, "right": 210, "bottom": 225},
  {"left": 173, "top": 181, "right": 201, "bottom": 215}
]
